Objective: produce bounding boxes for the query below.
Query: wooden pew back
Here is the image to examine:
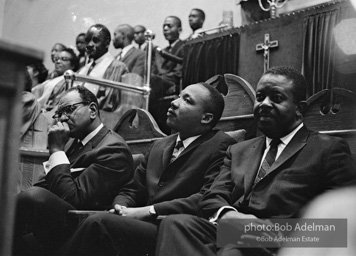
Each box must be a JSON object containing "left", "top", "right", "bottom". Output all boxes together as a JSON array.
[{"left": 304, "top": 88, "right": 356, "bottom": 160}]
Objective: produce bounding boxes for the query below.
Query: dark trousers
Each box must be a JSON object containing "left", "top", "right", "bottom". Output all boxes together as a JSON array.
[
  {"left": 156, "top": 214, "right": 217, "bottom": 256},
  {"left": 56, "top": 213, "right": 158, "bottom": 256},
  {"left": 156, "top": 214, "right": 277, "bottom": 256},
  {"left": 13, "top": 187, "right": 76, "bottom": 256}
]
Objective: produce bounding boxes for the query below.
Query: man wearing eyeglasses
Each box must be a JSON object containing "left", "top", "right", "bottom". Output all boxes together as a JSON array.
[{"left": 13, "top": 86, "right": 134, "bottom": 256}]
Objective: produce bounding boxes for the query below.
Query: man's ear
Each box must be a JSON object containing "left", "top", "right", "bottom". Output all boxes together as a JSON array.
[
  {"left": 88, "top": 102, "right": 98, "bottom": 119},
  {"left": 296, "top": 101, "right": 307, "bottom": 117},
  {"left": 179, "top": 27, "right": 182, "bottom": 34},
  {"left": 201, "top": 113, "right": 213, "bottom": 124},
  {"left": 105, "top": 38, "right": 111, "bottom": 48}
]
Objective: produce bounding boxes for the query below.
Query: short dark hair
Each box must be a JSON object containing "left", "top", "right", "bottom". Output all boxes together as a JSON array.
[
  {"left": 135, "top": 25, "right": 146, "bottom": 32},
  {"left": 28, "top": 62, "right": 48, "bottom": 84},
  {"left": 198, "top": 82, "right": 225, "bottom": 128},
  {"left": 264, "top": 66, "right": 307, "bottom": 103},
  {"left": 167, "top": 16, "right": 182, "bottom": 28},
  {"left": 89, "top": 24, "right": 111, "bottom": 42},
  {"left": 65, "top": 86, "right": 99, "bottom": 111},
  {"left": 192, "top": 8, "right": 205, "bottom": 21},
  {"left": 61, "top": 48, "right": 80, "bottom": 72},
  {"left": 76, "top": 33, "right": 86, "bottom": 39},
  {"left": 53, "top": 43, "right": 66, "bottom": 51}
]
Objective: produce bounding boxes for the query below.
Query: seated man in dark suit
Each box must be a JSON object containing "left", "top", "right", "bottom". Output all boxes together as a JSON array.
[
  {"left": 155, "top": 66, "right": 356, "bottom": 256},
  {"left": 55, "top": 82, "right": 236, "bottom": 256},
  {"left": 13, "top": 86, "right": 134, "bottom": 255},
  {"left": 112, "top": 24, "right": 145, "bottom": 78}
]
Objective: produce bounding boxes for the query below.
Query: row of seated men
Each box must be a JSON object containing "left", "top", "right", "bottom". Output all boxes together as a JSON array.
[
  {"left": 30, "top": 9, "right": 206, "bottom": 135},
  {"left": 14, "top": 65, "right": 356, "bottom": 256}
]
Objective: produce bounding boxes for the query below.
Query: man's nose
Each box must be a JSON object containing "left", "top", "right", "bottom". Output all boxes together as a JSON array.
[
  {"left": 260, "top": 96, "right": 272, "bottom": 107},
  {"left": 171, "top": 98, "right": 179, "bottom": 108},
  {"left": 59, "top": 113, "right": 69, "bottom": 122}
]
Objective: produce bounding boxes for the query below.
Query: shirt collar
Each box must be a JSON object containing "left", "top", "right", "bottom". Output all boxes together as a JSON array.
[
  {"left": 266, "top": 123, "right": 304, "bottom": 147},
  {"left": 81, "top": 123, "right": 104, "bottom": 145},
  {"left": 91, "top": 52, "right": 110, "bottom": 65},
  {"left": 169, "top": 39, "right": 180, "bottom": 49},
  {"left": 121, "top": 44, "right": 134, "bottom": 58},
  {"left": 176, "top": 134, "right": 201, "bottom": 149}
]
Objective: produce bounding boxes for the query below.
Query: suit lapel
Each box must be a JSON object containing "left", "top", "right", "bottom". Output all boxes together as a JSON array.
[
  {"left": 170, "top": 130, "right": 215, "bottom": 165},
  {"left": 243, "top": 137, "right": 265, "bottom": 194},
  {"left": 67, "top": 126, "right": 109, "bottom": 164},
  {"left": 266, "top": 126, "right": 308, "bottom": 175},
  {"left": 121, "top": 48, "right": 134, "bottom": 62},
  {"left": 161, "top": 135, "right": 178, "bottom": 171}
]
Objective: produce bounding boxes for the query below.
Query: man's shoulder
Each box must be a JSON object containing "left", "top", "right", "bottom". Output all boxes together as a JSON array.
[
  {"left": 130, "top": 47, "right": 145, "bottom": 57},
  {"left": 108, "top": 58, "right": 129, "bottom": 69}
]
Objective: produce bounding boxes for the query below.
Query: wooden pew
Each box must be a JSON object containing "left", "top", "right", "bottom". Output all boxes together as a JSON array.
[
  {"left": 207, "top": 73, "right": 257, "bottom": 139},
  {"left": 303, "top": 88, "right": 356, "bottom": 161}
]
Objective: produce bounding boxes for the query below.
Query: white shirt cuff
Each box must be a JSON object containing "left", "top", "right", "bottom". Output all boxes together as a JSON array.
[
  {"left": 43, "top": 151, "right": 70, "bottom": 174},
  {"left": 209, "top": 206, "right": 237, "bottom": 223}
]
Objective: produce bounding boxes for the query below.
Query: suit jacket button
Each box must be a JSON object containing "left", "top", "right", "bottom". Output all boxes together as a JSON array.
[{"left": 158, "top": 182, "right": 163, "bottom": 187}]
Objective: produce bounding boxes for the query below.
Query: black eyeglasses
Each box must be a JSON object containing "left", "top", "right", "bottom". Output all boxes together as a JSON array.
[{"left": 52, "top": 102, "right": 89, "bottom": 120}]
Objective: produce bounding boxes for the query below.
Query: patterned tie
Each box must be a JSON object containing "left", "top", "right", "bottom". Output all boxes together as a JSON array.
[
  {"left": 170, "top": 140, "right": 184, "bottom": 163},
  {"left": 256, "top": 139, "right": 281, "bottom": 182}
]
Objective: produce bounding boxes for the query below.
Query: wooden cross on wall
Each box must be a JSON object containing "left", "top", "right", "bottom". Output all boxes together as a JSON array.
[{"left": 256, "top": 34, "right": 279, "bottom": 72}]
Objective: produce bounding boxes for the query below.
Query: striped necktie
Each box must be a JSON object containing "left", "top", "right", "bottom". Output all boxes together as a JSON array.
[{"left": 255, "top": 139, "right": 281, "bottom": 182}]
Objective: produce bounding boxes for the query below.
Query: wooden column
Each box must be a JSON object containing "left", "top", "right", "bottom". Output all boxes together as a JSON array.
[{"left": 0, "top": 40, "right": 43, "bottom": 256}]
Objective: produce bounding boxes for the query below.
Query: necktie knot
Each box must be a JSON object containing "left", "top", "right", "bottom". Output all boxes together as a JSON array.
[
  {"left": 270, "top": 139, "right": 281, "bottom": 149},
  {"left": 68, "top": 139, "right": 83, "bottom": 157},
  {"left": 175, "top": 140, "right": 184, "bottom": 149},
  {"left": 170, "top": 140, "right": 184, "bottom": 163}
]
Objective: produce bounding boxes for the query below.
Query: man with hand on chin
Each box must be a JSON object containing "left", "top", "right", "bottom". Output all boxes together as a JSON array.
[
  {"left": 13, "top": 86, "right": 133, "bottom": 255},
  {"left": 56, "top": 83, "right": 236, "bottom": 256}
]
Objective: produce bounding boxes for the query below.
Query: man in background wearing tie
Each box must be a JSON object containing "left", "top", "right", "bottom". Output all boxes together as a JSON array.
[
  {"left": 13, "top": 86, "right": 134, "bottom": 255},
  {"left": 155, "top": 66, "right": 356, "bottom": 256},
  {"left": 150, "top": 15, "right": 185, "bottom": 134},
  {"left": 77, "top": 24, "right": 129, "bottom": 112},
  {"left": 56, "top": 82, "right": 236, "bottom": 256},
  {"left": 112, "top": 24, "right": 145, "bottom": 78}
]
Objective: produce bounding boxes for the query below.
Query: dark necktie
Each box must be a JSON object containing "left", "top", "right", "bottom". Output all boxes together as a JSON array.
[
  {"left": 170, "top": 140, "right": 184, "bottom": 163},
  {"left": 86, "top": 61, "right": 96, "bottom": 75},
  {"left": 255, "top": 139, "right": 281, "bottom": 182},
  {"left": 67, "top": 139, "right": 83, "bottom": 157}
]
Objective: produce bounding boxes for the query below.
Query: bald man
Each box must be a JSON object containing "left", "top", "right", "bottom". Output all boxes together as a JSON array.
[{"left": 113, "top": 24, "right": 145, "bottom": 78}]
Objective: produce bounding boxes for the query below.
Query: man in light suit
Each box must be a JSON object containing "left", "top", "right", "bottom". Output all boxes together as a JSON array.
[
  {"left": 112, "top": 24, "right": 145, "bottom": 78},
  {"left": 77, "top": 24, "right": 129, "bottom": 112},
  {"left": 155, "top": 66, "right": 356, "bottom": 256},
  {"left": 13, "top": 86, "right": 134, "bottom": 255},
  {"left": 55, "top": 82, "right": 236, "bottom": 256}
]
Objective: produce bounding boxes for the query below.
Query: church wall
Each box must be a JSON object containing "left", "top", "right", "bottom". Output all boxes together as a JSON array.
[{"left": 0, "top": 0, "right": 240, "bottom": 70}]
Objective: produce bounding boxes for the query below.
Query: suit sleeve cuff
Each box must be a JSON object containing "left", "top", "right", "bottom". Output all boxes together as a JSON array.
[
  {"left": 43, "top": 151, "right": 69, "bottom": 174},
  {"left": 209, "top": 206, "right": 237, "bottom": 223}
]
